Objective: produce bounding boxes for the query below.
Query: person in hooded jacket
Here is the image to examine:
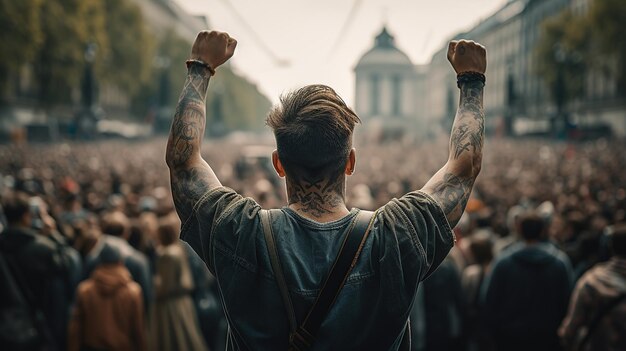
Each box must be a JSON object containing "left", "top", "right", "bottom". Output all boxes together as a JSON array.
[
  {"left": 67, "top": 244, "right": 147, "bottom": 351},
  {"left": 79, "top": 211, "right": 152, "bottom": 312},
  {"left": 559, "top": 223, "right": 626, "bottom": 351},
  {"left": 483, "top": 212, "right": 573, "bottom": 351}
]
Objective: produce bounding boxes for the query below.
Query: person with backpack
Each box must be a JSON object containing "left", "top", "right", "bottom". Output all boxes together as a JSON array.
[{"left": 165, "top": 30, "right": 486, "bottom": 349}]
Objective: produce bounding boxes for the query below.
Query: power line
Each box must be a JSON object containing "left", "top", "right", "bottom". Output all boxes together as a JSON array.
[
  {"left": 327, "top": 0, "right": 363, "bottom": 61},
  {"left": 216, "top": 0, "right": 290, "bottom": 67}
]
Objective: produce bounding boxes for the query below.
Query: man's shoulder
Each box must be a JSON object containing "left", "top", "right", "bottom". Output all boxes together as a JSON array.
[
  {"left": 191, "top": 186, "right": 261, "bottom": 228},
  {"left": 579, "top": 261, "right": 623, "bottom": 287},
  {"left": 124, "top": 280, "right": 143, "bottom": 299},
  {"left": 2, "top": 227, "right": 54, "bottom": 248},
  {"left": 1, "top": 228, "right": 61, "bottom": 267},
  {"left": 103, "top": 235, "right": 148, "bottom": 265},
  {"left": 498, "top": 243, "right": 571, "bottom": 272},
  {"left": 77, "top": 279, "right": 96, "bottom": 296}
]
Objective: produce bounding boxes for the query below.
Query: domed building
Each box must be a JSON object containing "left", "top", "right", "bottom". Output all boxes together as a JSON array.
[{"left": 354, "top": 26, "right": 425, "bottom": 130}]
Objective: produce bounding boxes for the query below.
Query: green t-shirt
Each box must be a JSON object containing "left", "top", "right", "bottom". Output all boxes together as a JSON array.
[{"left": 181, "top": 187, "right": 454, "bottom": 350}]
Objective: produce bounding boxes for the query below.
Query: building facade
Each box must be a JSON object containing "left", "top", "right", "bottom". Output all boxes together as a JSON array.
[
  {"left": 354, "top": 27, "right": 427, "bottom": 134},
  {"left": 424, "top": 0, "right": 626, "bottom": 136},
  {"left": 425, "top": 0, "right": 568, "bottom": 135}
]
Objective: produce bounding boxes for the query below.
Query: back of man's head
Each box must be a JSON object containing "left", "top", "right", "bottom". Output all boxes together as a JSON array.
[
  {"left": 101, "top": 211, "right": 130, "bottom": 239},
  {"left": 158, "top": 219, "right": 179, "bottom": 247},
  {"left": 266, "top": 85, "right": 360, "bottom": 182},
  {"left": 2, "top": 192, "right": 31, "bottom": 226},
  {"left": 519, "top": 212, "right": 546, "bottom": 242},
  {"left": 469, "top": 231, "right": 493, "bottom": 265},
  {"left": 610, "top": 223, "right": 626, "bottom": 258},
  {"left": 99, "top": 244, "right": 122, "bottom": 265}
]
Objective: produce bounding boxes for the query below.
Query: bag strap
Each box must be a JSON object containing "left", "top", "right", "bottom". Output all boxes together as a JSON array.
[
  {"left": 290, "top": 210, "right": 376, "bottom": 350},
  {"left": 260, "top": 209, "right": 298, "bottom": 334}
]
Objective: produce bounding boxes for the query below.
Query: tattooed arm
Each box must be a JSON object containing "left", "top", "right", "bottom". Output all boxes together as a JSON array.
[
  {"left": 421, "top": 40, "right": 487, "bottom": 227},
  {"left": 166, "top": 31, "right": 237, "bottom": 221}
]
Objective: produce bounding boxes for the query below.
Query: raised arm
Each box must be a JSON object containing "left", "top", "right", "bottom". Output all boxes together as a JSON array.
[
  {"left": 166, "top": 31, "right": 237, "bottom": 221},
  {"left": 421, "top": 40, "right": 486, "bottom": 227}
]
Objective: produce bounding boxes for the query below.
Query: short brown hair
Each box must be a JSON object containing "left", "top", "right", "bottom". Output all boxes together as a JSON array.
[
  {"left": 266, "top": 85, "right": 360, "bottom": 180},
  {"left": 469, "top": 232, "right": 493, "bottom": 265},
  {"left": 157, "top": 220, "right": 179, "bottom": 246}
]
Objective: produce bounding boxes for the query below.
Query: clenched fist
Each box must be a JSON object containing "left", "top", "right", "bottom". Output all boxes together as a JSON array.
[
  {"left": 447, "top": 40, "right": 486, "bottom": 74},
  {"left": 191, "top": 30, "right": 237, "bottom": 70}
]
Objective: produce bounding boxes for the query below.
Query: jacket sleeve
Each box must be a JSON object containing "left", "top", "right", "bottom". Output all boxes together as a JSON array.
[
  {"left": 180, "top": 186, "right": 259, "bottom": 274},
  {"left": 379, "top": 190, "right": 455, "bottom": 282}
]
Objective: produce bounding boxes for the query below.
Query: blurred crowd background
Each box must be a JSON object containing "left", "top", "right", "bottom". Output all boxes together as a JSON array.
[
  {"left": 0, "top": 135, "right": 625, "bottom": 350},
  {"left": 2, "top": 0, "right": 626, "bottom": 350}
]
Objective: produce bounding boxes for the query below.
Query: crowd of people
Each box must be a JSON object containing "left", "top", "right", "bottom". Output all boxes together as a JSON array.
[{"left": 0, "top": 134, "right": 625, "bottom": 351}]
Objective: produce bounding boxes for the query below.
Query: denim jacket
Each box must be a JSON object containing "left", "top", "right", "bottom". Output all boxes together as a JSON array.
[{"left": 181, "top": 187, "right": 454, "bottom": 350}]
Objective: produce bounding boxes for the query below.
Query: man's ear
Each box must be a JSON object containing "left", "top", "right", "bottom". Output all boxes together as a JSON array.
[
  {"left": 344, "top": 148, "right": 356, "bottom": 176},
  {"left": 272, "top": 150, "right": 286, "bottom": 178}
]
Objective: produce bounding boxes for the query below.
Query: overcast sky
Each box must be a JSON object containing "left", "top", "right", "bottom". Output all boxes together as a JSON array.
[{"left": 174, "top": 0, "right": 507, "bottom": 105}]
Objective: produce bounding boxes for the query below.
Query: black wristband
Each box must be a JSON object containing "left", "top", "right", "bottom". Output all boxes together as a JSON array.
[
  {"left": 185, "top": 59, "right": 215, "bottom": 76},
  {"left": 457, "top": 72, "right": 485, "bottom": 88}
]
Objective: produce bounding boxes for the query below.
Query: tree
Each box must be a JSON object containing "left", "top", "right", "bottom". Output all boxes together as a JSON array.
[
  {"left": 589, "top": 0, "right": 626, "bottom": 97},
  {"left": 536, "top": 10, "right": 589, "bottom": 127},
  {"left": 103, "top": 0, "right": 154, "bottom": 97},
  {"left": 129, "top": 29, "right": 185, "bottom": 122},
  {"left": 0, "top": 0, "right": 271, "bottom": 127},
  {"left": 35, "top": 0, "right": 108, "bottom": 110},
  {"left": 0, "top": 0, "right": 42, "bottom": 98},
  {"left": 144, "top": 29, "right": 271, "bottom": 132},
  {"left": 209, "top": 69, "right": 272, "bottom": 131}
]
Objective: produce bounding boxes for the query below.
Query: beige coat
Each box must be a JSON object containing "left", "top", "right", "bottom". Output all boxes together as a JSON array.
[
  {"left": 68, "top": 263, "right": 147, "bottom": 351},
  {"left": 150, "top": 242, "right": 208, "bottom": 351}
]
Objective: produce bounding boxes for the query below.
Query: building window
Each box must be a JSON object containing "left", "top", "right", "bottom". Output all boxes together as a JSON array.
[
  {"left": 392, "top": 75, "right": 402, "bottom": 117},
  {"left": 370, "top": 74, "right": 380, "bottom": 115}
]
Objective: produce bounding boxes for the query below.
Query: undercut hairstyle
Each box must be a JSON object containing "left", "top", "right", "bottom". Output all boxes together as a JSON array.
[
  {"left": 519, "top": 212, "right": 546, "bottom": 241},
  {"left": 266, "top": 85, "right": 360, "bottom": 182}
]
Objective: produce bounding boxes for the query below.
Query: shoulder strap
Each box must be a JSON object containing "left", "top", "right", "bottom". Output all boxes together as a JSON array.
[
  {"left": 290, "top": 210, "right": 376, "bottom": 351},
  {"left": 260, "top": 209, "right": 298, "bottom": 334}
]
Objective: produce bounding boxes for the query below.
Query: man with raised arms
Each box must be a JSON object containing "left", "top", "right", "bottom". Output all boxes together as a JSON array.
[{"left": 166, "top": 30, "right": 486, "bottom": 350}]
